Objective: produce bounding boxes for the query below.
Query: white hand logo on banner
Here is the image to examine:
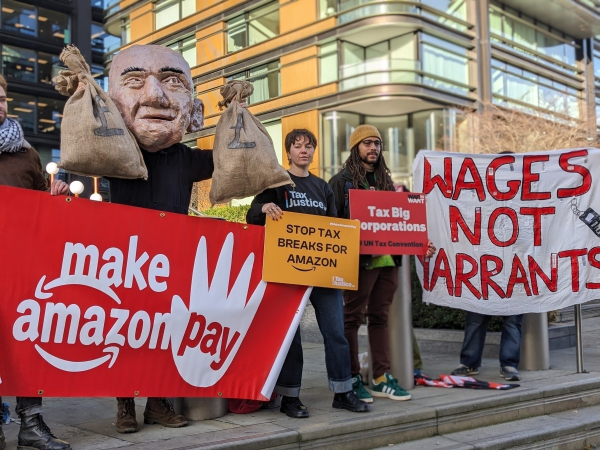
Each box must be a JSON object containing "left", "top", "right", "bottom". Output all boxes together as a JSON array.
[{"left": 170, "top": 233, "right": 266, "bottom": 387}]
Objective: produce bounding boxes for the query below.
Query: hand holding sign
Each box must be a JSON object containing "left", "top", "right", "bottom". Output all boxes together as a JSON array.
[{"left": 170, "top": 233, "right": 265, "bottom": 387}]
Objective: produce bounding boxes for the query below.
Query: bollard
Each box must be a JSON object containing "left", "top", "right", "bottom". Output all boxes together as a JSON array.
[
  {"left": 575, "top": 304, "right": 585, "bottom": 373},
  {"left": 388, "top": 255, "right": 415, "bottom": 390},
  {"left": 520, "top": 313, "right": 550, "bottom": 371},
  {"left": 174, "top": 398, "right": 228, "bottom": 421}
]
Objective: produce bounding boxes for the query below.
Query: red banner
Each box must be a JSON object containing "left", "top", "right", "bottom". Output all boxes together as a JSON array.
[
  {"left": 0, "top": 186, "right": 310, "bottom": 400},
  {"left": 349, "top": 190, "right": 428, "bottom": 255}
]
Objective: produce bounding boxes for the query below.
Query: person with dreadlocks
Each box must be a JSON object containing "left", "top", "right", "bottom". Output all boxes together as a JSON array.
[{"left": 329, "top": 125, "right": 436, "bottom": 404}]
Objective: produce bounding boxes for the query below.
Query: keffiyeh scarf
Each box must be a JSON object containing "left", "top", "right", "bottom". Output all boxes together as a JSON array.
[{"left": 0, "top": 118, "right": 24, "bottom": 154}]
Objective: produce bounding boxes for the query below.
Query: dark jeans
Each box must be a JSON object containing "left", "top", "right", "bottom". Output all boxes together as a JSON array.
[
  {"left": 459, "top": 312, "right": 523, "bottom": 369},
  {"left": 344, "top": 266, "right": 399, "bottom": 379},
  {"left": 0, "top": 397, "right": 42, "bottom": 416},
  {"left": 275, "top": 287, "right": 352, "bottom": 397}
]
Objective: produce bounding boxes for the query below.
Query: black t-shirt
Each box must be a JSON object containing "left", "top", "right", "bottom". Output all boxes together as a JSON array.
[
  {"left": 246, "top": 172, "right": 337, "bottom": 225},
  {"left": 365, "top": 172, "right": 376, "bottom": 190},
  {"left": 107, "top": 143, "right": 213, "bottom": 214}
]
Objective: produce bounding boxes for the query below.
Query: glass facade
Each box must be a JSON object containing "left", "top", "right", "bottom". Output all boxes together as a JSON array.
[
  {"left": 0, "top": 1, "right": 70, "bottom": 43},
  {"left": 337, "top": 32, "right": 470, "bottom": 94},
  {"left": 492, "top": 59, "right": 580, "bottom": 118},
  {"left": 6, "top": 92, "right": 64, "bottom": 136},
  {"left": 321, "top": 109, "right": 453, "bottom": 186},
  {"left": 155, "top": 0, "right": 195, "bottom": 30},
  {"left": 489, "top": 2, "right": 577, "bottom": 72},
  {"left": 319, "top": 42, "right": 338, "bottom": 84},
  {"left": 227, "top": 2, "right": 279, "bottom": 53},
  {"left": 337, "top": 0, "right": 469, "bottom": 31},
  {"left": 1, "top": 45, "right": 63, "bottom": 86},
  {"left": 168, "top": 36, "right": 197, "bottom": 68},
  {"left": 229, "top": 61, "right": 280, "bottom": 104}
]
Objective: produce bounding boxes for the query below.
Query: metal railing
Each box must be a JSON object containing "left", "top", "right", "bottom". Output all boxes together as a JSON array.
[
  {"left": 338, "top": 58, "right": 473, "bottom": 95},
  {"left": 337, "top": 0, "right": 471, "bottom": 32}
]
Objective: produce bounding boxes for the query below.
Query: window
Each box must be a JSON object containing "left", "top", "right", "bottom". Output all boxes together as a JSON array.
[
  {"left": 492, "top": 59, "right": 580, "bottom": 118},
  {"left": 5, "top": 93, "right": 65, "bottom": 135},
  {"left": 227, "top": 2, "right": 279, "bottom": 53},
  {"left": 229, "top": 61, "right": 280, "bottom": 104},
  {"left": 155, "top": 0, "right": 194, "bottom": 30},
  {"left": 2, "top": 45, "right": 36, "bottom": 83},
  {"left": 38, "top": 7, "right": 70, "bottom": 44},
  {"left": 0, "top": 2, "right": 70, "bottom": 43},
  {"left": 339, "top": 34, "right": 428, "bottom": 91},
  {"left": 168, "top": 36, "right": 196, "bottom": 67},
  {"left": 38, "top": 52, "right": 62, "bottom": 85},
  {"left": 8, "top": 92, "right": 35, "bottom": 133},
  {"left": 319, "top": 0, "right": 337, "bottom": 18},
  {"left": 1, "top": 0, "right": 36, "bottom": 36},
  {"left": 489, "top": 3, "right": 577, "bottom": 70},
  {"left": 37, "top": 97, "right": 65, "bottom": 135},
  {"left": 338, "top": 0, "right": 468, "bottom": 31},
  {"left": 420, "top": 33, "right": 469, "bottom": 94},
  {"left": 1, "top": 45, "right": 64, "bottom": 86},
  {"left": 420, "top": 0, "right": 467, "bottom": 21},
  {"left": 321, "top": 109, "right": 454, "bottom": 184},
  {"left": 319, "top": 42, "right": 338, "bottom": 84}
]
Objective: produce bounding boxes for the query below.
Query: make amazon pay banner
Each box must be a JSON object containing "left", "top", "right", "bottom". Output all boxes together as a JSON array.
[
  {"left": 0, "top": 186, "right": 310, "bottom": 399},
  {"left": 413, "top": 148, "right": 600, "bottom": 315}
]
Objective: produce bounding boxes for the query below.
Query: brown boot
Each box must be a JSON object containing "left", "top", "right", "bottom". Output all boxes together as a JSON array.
[
  {"left": 116, "top": 398, "right": 138, "bottom": 433},
  {"left": 143, "top": 398, "right": 187, "bottom": 428}
]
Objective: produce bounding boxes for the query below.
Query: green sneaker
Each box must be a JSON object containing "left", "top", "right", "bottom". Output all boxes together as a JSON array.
[
  {"left": 351, "top": 374, "right": 373, "bottom": 403},
  {"left": 370, "top": 373, "right": 411, "bottom": 401}
]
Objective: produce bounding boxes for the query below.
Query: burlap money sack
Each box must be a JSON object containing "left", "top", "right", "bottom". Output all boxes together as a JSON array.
[
  {"left": 53, "top": 46, "right": 147, "bottom": 179},
  {"left": 209, "top": 80, "right": 293, "bottom": 205}
]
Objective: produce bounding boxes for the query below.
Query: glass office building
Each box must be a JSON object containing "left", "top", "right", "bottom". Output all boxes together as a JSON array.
[
  {"left": 0, "top": 0, "right": 109, "bottom": 172},
  {"left": 103, "top": 0, "right": 600, "bottom": 195}
]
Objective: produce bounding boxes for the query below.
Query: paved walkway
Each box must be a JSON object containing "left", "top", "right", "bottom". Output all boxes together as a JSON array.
[{"left": 3, "top": 317, "right": 600, "bottom": 449}]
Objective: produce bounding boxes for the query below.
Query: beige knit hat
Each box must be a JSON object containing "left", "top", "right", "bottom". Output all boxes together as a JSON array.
[{"left": 349, "top": 124, "right": 382, "bottom": 150}]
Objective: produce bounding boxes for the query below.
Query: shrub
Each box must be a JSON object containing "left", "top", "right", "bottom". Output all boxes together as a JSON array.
[{"left": 197, "top": 204, "right": 251, "bottom": 223}]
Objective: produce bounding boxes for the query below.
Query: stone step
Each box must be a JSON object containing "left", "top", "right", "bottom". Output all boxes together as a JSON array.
[
  {"left": 556, "top": 299, "right": 600, "bottom": 322},
  {"left": 180, "top": 375, "right": 600, "bottom": 450},
  {"left": 376, "top": 402, "right": 600, "bottom": 450}
]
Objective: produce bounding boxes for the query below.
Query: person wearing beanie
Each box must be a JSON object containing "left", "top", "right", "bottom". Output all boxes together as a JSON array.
[{"left": 329, "top": 125, "right": 436, "bottom": 403}]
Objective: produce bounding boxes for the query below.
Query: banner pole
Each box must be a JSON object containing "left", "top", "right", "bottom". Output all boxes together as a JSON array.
[
  {"left": 575, "top": 304, "right": 585, "bottom": 373},
  {"left": 388, "top": 255, "right": 414, "bottom": 390},
  {"left": 520, "top": 313, "right": 550, "bottom": 371}
]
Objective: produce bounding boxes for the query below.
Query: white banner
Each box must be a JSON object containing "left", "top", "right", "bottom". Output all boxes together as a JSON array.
[{"left": 413, "top": 148, "right": 600, "bottom": 315}]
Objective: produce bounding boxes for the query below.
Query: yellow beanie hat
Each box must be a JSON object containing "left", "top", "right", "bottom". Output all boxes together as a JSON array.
[{"left": 349, "top": 124, "right": 382, "bottom": 150}]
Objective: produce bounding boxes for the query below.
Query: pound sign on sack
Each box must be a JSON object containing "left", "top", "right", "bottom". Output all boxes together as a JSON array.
[
  {"left": 228, "top": 113, "right": 256, "bottom": 149},
  {"left": 93, "top": 95, "right": 125, "bottom": 137}
]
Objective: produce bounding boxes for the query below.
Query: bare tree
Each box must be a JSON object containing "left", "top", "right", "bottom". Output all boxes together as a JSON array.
[{"left": 447, "top": 103, "right": 599, "bottom": 154}]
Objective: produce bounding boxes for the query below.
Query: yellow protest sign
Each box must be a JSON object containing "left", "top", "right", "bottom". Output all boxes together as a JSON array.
[{"left": 263, "top": 212, "right": 360, "bottom": 290}]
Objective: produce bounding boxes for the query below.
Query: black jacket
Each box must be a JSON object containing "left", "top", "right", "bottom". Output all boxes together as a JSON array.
[
  {"left": 107, "top": 143, "right": 213, "bottom": 214},
  {"left": 329, "top": 167, "right": 402, "bottom": 268}
]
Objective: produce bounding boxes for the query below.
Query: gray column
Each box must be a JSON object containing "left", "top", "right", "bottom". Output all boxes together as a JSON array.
[
  {"left": 388, "top": 255, "right": 414, "bottom": 390},
  {"left": 475, "top": 0, "right": 492, "bottom": 110},
  {"left": 74, "top": 0, "right": 92, "bottom": 62},
  {"left": 519, "top": 313, "right": 550, "bottom": 371}
]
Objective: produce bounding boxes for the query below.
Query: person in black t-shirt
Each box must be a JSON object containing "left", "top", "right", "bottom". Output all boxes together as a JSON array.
[{"left": 247, "top": 129, "right": 371, "bottom": 418}]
